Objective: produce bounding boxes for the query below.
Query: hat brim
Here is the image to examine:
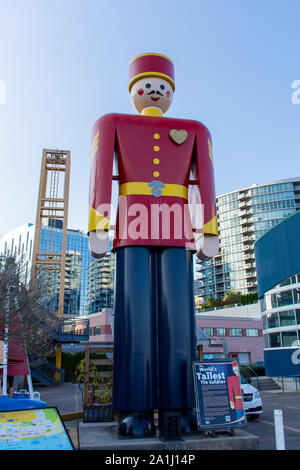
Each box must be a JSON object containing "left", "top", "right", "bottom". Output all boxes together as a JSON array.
[{"left": 129, "top": 71, "right": 175, "bottom": 92}]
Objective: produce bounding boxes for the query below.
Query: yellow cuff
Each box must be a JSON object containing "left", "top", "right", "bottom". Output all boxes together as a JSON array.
[
  {"left": 88, "top": 206, "right": 110, "bottom": 232},
  {"left": 204, "top": 215, "right": 218, "bottom": 236}
]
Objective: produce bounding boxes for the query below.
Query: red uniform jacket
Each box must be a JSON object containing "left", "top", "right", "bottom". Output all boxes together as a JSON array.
[
  {"left": 227, "top": 375, "right": 243, "bottom": 410},
  {"left": 89, "top": 113, "right": 217, "bottom": 251}
]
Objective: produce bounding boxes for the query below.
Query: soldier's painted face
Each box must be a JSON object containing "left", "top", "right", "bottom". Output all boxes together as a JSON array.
[{"left": 130, "top": 77, "right": 173, "bottom": 114}]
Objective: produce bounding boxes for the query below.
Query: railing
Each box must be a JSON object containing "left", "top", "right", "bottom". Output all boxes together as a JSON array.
[
  {"left": 239, "top": 365, "right": 261, "bottom": 389},
  {"left": 275, "top": 376, "right": 300, "bottom": 392},
  {"left": 196, "top": 303, "right": 242, "bottom": 313},
  {"left": 245, "top": 365, "right": 260, "bottom": 389},
  {"left": 52, "top": 318, "right": 90, "bottom": 343},
  {"left": 31, "top": 358, "right": 65, "bottom": 385}
]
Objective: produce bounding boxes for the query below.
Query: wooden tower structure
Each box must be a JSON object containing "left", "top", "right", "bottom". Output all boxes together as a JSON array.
[{"left": 31, "top": 149, "right": 71, "bottom": 374}]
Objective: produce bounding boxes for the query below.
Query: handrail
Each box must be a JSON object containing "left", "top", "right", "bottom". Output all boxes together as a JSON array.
[
  {"left": 244, "top": 365, "right": 260, "bottom": 389},
  {"left": 32, "top": 358, "right": 65, "bottom": 384}
]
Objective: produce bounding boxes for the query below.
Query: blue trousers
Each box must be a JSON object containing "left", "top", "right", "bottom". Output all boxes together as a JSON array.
[{"left": 113, "top": 246, "right": 197, "bottom": 411}]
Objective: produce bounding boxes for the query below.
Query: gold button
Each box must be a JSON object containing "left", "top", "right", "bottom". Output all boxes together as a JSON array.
[
  {"left": 153, "top": 158, "right": 160, "bottom": 165},
  {"left": 153, "top": 133, "right": 160, "bottom": 140},
  {"left": 153, "top": 171, "right": 160, "bottom": 177},
  {"left": 153, "top": 145, "right": 160, "bottom": 152}
]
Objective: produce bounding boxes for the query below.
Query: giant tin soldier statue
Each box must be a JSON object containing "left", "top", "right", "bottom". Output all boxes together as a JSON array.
[{"left": 88, "top": 53, "right": 219, "bottom": 437}]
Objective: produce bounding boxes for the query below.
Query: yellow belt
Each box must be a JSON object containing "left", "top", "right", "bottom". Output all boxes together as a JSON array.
[{"left": 119, "top": 182, "right": 188, "bottom": 200}]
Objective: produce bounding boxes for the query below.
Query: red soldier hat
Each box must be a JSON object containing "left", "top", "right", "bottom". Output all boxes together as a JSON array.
[{"left": 129, "top": 53, "right": 175, "bottom": 92}]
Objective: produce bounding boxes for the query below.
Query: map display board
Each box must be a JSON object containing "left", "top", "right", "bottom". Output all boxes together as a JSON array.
[
  {"left": 0, "top": 407, "right": 74, "bottom": 450},
  {"left": 192, "top": 360, "right": 247, "bottom": 429}
]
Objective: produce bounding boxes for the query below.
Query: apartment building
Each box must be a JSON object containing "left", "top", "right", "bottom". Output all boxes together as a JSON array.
[{"left": 197, "top": 177, "right": 300, "bottom": 301}]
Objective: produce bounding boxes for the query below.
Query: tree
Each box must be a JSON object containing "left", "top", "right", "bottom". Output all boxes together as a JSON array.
[
  {"left": 205, "top": 297, "right": 217, "bottom": 308},
  {"left": 0, "top": 256, "right": 59, "bottom": 367},
  {"left": 223, "top": 290, "right": 242, "bottom": 304}
]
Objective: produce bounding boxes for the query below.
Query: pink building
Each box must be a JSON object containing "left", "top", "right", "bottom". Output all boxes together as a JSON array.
[
  {"left": 196, "top": 303, "right": 264, "bottom": 364},
  {"left": 75, "top": 304, "right": 264, "bottom": 365},
  {"left": 75, "top": 309, "right": 113, "bottom": 343}
]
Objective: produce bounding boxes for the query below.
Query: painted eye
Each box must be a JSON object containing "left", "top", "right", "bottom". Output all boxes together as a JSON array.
[
  {"left": 160, "top": 84, "right": 165, "bottom": 90},
  {"left": 145, "top": 83, "right": 151, "bottom": 89}
]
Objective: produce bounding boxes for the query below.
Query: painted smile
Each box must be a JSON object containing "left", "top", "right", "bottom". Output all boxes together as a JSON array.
[{"left": 151, "top": 97, "right": 160, "bottom": 101}]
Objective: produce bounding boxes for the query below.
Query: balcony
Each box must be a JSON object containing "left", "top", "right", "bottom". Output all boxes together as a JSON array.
[
  {"left": 241, "top": 217, "right": 254, "bottom": 225},
  {"left": 55, "top": 319, "right": 90, "bottom": 343},
  {"left": 243, "top": 244, "right": 253, "bottom": 252},
  {"left": 246, "top": 272, "right": 256, "bottom": 279},
  {"left": 246, "top": 281, "right": 257, "bottom": 288},
  {"left": 238, "top": 191, "right": 250, "bottom": 201},
  {"left": 216, "top": 286, "right": 225, "bottom": 293},
  {"left": 215, "top": 267, "right": 224, "bottom": 275},
  {"left": 242, "top": 225, "right": 255, "bottom": 233}
]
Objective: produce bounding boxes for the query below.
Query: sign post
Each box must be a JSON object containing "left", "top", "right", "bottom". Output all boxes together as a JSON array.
[{"left": 193, "top": 360, "right": 247, "bottom": 432}]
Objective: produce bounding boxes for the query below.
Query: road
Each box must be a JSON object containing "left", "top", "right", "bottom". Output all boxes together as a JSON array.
[{"left": 246, "top": 391, "right": 300, "bottom": 450}]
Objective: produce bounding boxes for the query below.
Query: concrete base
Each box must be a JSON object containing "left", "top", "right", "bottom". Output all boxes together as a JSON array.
[{"left": 78, "top": 421, "right": 259, "bottom": 450}]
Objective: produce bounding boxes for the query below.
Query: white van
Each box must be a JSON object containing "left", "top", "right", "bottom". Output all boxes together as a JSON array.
[{"left": 240, "top": 375, "right": 263, "bottom": 419}]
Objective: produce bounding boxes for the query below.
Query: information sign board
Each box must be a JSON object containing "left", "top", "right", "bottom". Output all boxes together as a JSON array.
[
  {"left": 192, "top": 360, "right": 247, "bottom": 429},
  {"left": 0, "top": 407, "right": 74, "bottom": 450}
]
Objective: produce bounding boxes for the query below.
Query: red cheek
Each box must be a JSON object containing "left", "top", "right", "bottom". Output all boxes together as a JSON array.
[
  {"left": 138, "top": 88, "right": 144, "bottom": 95},
  {"left": 166, "top": 91, "right": 171, "bottom": 98}
]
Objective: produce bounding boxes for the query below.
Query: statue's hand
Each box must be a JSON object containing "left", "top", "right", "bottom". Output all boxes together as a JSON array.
[
  {"left": 89, "top": 230, "right": 110, "bottom": 258},
  {"left": 195, "top": 234, "right": 219, "bottom": 261}
]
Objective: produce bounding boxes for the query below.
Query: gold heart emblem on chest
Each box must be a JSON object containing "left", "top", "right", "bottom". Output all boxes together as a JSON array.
[{"left": 169, "top": 129, "right": 188, "bottom": 144}]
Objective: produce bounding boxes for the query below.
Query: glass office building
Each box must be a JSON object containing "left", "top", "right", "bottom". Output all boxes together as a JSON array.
[
  {"left": 255, "top": 210, "right": 300, "bottom": 378},
  {"left": 197, "top": 177, "right": 300, "bottom": 301},
  {"left": 0, "top": 223, "right": 115, "bottom": 317},
  {"left": 261, "top": 273, "right": 300, "bottom": 350}
]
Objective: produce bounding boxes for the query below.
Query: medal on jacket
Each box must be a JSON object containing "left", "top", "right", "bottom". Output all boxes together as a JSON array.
[{"left": 169, "top": 129, "right": 188, "bottom": 144}]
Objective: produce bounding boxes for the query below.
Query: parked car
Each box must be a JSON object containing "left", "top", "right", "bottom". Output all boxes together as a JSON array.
[{"left": 240, "top": 375, "right": 263, "bottom": 419}]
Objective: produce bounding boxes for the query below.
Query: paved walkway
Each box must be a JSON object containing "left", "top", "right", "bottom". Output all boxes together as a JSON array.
[
  {"left": 36, "top": 382, "right": 83, "bottom": 414},
  {"left": 35, "top": 382, "right": 84, "bottom": 448}
]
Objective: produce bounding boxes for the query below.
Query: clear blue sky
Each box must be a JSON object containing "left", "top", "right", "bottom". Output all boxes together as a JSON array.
[{"left": 0, "top": 0, "right": 299, "bottom": 235}]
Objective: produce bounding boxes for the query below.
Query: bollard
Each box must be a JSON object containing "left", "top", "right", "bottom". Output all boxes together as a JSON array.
[{"left": 274, "top": 409, "right": 285, "bottom": 450}]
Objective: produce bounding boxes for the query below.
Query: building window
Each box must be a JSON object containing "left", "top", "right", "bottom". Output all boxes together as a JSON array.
[
  {"left": 230, "top": 328, "right": 242, "bottom": 337},
  {"left": 293, "top": 288, "right": 300, "bottom": 305},
  {"left": 246, "top": 328, "right": 258, "bottom": 336},
  {"left": 281, "top": 331, "right": 299, "bottom": 348},
  {"left": 263, "top": 334, "right": 269, "bottom": 348},
  {"left": 277, "top": 289, "right": 294, "bottom": 307},
  {"left": 279, "top": 310, "right": 296, "bottom": 327},
  {"left": 203, "top": 327, "right": 214, "bottom": 337},
  {"left": 271, "top": 294, "right": 278, "bottom": 308},
  {"left": 269, "top": 332, "right": 281, "bottom": 348},
  {"left": 94, "top": 326, "right": 101, "bottom": 335},
  {"left": 267, "top": 312, "right": 279, "bottom": 329},
  {"left": 216, "top": 327, "right": 226, "bottom": 336}
]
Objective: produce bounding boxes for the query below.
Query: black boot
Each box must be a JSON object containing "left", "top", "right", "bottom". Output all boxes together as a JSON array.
[{"left": 118, "top": 411, "right": 156, "bottom": 437}]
